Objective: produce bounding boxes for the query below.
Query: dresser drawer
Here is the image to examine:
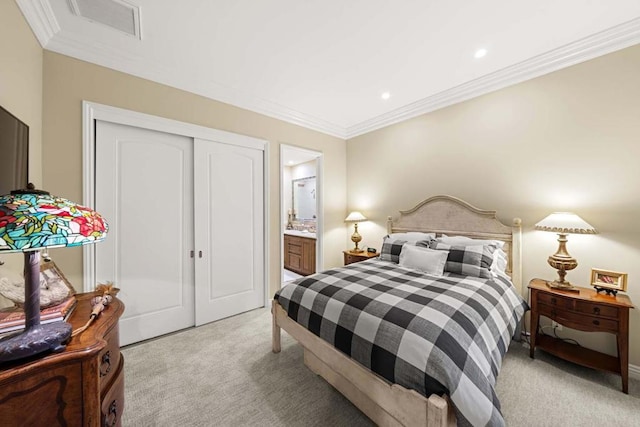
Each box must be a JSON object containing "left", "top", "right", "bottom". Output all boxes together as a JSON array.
[
  {"left": 573, "top": 300, "right": 619, "bottom": 319},
  {"left": 101, "top": 356, "right": 124, "bottom": 427},
  {"left": 538, "top": 303, "right": 619, "bottom": 333},
  {"left": 99, "top": 325, "right": 121, "bottom": 391}
]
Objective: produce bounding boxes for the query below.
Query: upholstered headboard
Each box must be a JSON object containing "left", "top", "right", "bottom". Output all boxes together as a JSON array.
[{"left": 386, "top": 195, "right": 522, "bottom": 295}]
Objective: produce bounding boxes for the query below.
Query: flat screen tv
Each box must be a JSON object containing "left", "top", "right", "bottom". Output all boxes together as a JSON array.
[{"left": 0, "top": 105, "right": 29, "bottom": 196}]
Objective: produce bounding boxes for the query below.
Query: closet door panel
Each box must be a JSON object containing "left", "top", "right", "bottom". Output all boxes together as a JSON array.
[
  {"left": 95, "top": 121, "right": 195, "bottom": 345},
  {"left": 194, "top": 139, "right": 264, "bottom": 326}
]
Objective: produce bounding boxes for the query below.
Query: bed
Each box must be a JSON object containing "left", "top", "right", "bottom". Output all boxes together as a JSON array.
[{"left": 272, "top": 195, "right": 526, "bottom": 426}]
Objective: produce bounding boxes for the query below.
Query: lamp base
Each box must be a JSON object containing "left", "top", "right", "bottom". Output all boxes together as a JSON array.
[
  {"left": 545, "top": 280, "right": 579, "bottom": 293},
  {"left": 0, "top": 322, "right": 72, "bottom": 363}
]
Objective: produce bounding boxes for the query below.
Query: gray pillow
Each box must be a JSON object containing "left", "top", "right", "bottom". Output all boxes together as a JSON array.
[
  {"left": 429, "top": 242, "right": 495, "bottom": 279},
  {"left": 380, "top": 238, "right": 409, "bottom": 263}
]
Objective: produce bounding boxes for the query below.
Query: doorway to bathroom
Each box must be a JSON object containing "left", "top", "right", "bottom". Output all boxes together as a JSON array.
[{"left": 280, "top": 145, "right": 323, "bottom": 286}]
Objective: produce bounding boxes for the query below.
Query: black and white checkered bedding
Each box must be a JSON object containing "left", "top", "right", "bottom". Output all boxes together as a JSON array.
[{"left": 275, "top": 259, "right": 528, "bottom": 427}]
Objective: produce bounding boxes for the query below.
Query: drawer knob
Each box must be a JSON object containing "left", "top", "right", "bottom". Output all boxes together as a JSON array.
[
  {"left": 593, "top": 307, "right": 600, "bottom": 315},
  {"left": 550, "top": 297, "right": 557, "bottom": 305},
  {"left": 100, "top": 351, "right": 112, "bottom": 377},
  {"left": 593, "top": 320, "right": 600, "bottom": 326},
  {"left": 104, "top": 400, "right": 118, "bottom": 427}
]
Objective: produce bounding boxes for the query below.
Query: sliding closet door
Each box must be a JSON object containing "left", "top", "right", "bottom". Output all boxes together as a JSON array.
[
  {"left": 193, "top": 138, "right": 264, "bottom": 325},
  {"left": 95, "top": 121, "right": 195, "bottom": 346}
]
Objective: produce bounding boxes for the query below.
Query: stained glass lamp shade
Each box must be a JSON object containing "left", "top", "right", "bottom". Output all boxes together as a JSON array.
[{"left": 0, "top": 187, "right": 108, "bottom": 363}]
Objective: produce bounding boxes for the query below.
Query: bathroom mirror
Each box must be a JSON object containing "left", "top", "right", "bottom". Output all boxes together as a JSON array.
[{"left": 292, "top": 176, "right": 316, "bottom": 220}]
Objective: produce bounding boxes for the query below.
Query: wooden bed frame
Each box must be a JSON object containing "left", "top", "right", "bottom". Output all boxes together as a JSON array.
[{"left": 272, "top": 195, "right": 522, "bottom": 426}]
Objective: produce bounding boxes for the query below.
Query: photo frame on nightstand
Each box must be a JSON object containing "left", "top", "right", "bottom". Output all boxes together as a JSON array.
[{"left": 590, "top": 268, "right": 627, "bottom": 295}]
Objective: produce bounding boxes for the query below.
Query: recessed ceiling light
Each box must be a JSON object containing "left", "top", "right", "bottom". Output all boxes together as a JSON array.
[
  {"left": 288, "top": 160, "right": 294, "bottom": 165},
  {"left": 474, "top": 49, "right": 488, "bottom": 59},
  {"left": 381, "top": 92, "right": 391, "bottom": 100}
]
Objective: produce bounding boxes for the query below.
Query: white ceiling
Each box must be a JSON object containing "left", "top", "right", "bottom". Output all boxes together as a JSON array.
[{"left": 18, "top": 0, "right": 640, "bottom": 139}]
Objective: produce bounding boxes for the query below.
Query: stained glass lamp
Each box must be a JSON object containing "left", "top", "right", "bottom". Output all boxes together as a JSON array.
[{"left": 0, "top": 185, "right": 108, "bottom": 363}]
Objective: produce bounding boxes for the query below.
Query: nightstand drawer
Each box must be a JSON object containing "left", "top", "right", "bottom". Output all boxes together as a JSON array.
[
  {"left": 574, "top": 300, "right": 619, "bottom": 319},
  {"left": 537, "top": 292, "right": 572, "bottom": 309},
  {"left": 538, "top": 303, "right": 619, "bottom": 333},
  {"left": 345, "top": 254, "right": 359, "bottom": 265}
]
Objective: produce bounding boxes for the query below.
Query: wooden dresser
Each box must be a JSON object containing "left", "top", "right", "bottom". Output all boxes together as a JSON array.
[
  {"left": 0, "top": 292, "right": 125, "bottom": 426},
  {"left": 528, "top": 278, "right": 634, "bottom": 393},
  {"left": 284, "top": 233, "right": 316, "bottom": 276}
]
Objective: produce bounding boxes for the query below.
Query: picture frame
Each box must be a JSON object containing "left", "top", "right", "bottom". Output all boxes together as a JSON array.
[{"left": 590, "top": 268, "right": 627, "bottom": 293}]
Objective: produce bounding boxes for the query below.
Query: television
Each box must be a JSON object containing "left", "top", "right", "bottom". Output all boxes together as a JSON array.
[{"left": 0, "top": 105, "right": 29, "bottom": 196}]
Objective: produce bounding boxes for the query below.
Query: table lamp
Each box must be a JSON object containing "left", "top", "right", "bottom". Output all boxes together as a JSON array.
[
  {"left": 535, "top": 212, "right": 597, "bottom": 291},
  {"left": 0, "top": 185, "right": 108, "bottom": 363},
  {"left": 345, "top": 211, "right": 367, "bottom": 253}
]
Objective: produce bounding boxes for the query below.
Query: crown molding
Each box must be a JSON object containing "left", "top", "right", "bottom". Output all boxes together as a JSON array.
[
  {"left": 16, "top": 1, "right": 640, "bottom": 141},
  {"left": 346, "top": 17, "right": 640, "bottom": 139},
  {"left": 47, "top": 32, "right": 347, "bottom": 139},
  {"left": 16, "top": 0, "right": 60, "bottom": 47}
]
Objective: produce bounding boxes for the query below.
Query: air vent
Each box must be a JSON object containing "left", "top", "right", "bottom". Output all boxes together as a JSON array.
[{"left": 68, "top": 0, "right": 141, "bottom": 39}]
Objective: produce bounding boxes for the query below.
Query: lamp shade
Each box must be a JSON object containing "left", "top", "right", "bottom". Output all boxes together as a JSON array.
[
  {"left": 534, "top": 212, "right": 597, "bottom": 234},
  {"left": 345, "top": 211, "right": 367, "bottom": 222},
  {"left": 0, "top": 190, "right": 108, "bottom": 253},
  {"left": 0, "top": 187, "right": 109, "bottom": 363}
]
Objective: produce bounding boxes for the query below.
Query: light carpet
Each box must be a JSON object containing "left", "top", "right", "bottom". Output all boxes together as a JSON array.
[{"left": 122, "top": 308, "right": 640, "bottom": 426}]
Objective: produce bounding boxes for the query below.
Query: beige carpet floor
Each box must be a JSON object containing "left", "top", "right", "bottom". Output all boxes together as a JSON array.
[{"left": 122, "top": 308, "right": 640, "bottom": 426}]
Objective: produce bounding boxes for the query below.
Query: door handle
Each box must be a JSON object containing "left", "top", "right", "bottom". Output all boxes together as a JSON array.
[{"left": 199, "top": 250, "right": 203, "bottom": 258}]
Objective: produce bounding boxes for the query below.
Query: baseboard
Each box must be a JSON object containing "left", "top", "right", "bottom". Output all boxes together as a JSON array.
[{"left": 629, "top": 363, "right": 640, "bottom": 380}]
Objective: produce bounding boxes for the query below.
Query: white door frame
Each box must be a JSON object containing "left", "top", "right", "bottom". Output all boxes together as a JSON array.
[
  {"left": 81, "top": 101, "right": 269, "bottom": 307},
  {"left": 280, "top": 144, "right": 324, "bottom": 285}
]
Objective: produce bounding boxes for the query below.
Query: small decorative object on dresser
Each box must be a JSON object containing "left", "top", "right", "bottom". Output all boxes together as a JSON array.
[
  {"left": 591, "top": 268, "right": 628, "bottom": 296},
  {"left": 535, "top": 212, "right": 597, "bottom": 291},
  {"left": 0, "top": 260, "right": 75, "bottom": 308},
  {"left": 528, "top": 278, "right": 634, "bottom": 393},
  {"left": 343, "top": 249, "right": 379, "bottom": 266},
  {"left": 344, "top": 211, "right": 367, "bottom": 252}
]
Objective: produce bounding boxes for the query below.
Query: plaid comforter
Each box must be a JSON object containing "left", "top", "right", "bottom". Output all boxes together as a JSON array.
[{"left": 275, "top": 259, "right": 527, "bottom": 427}]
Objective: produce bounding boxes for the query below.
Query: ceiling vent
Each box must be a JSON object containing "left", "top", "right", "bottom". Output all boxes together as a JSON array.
[{"left": 68, "top": 0, "right": 141, "bottom": 39}]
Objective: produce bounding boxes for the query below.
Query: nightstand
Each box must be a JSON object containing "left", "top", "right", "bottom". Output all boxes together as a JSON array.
[
  {"left": 528, "top": 278, "right": 634, "bottom": 393},
  {"left": 343, "top": 250, "right": 379, "bottom": 265}
]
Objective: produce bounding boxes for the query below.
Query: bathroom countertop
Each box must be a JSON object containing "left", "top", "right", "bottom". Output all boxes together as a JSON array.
[{"left": 284, "top": 229, "right": 316, "bottom": 239}]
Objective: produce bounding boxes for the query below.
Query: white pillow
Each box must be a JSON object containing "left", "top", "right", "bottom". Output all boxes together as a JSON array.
[
  {"left": 399, "top": 244, "right": 448, "bottom": 276},
  {"left": 387, "top": 232, "right": 436, "bottom": 243},
  {"left": 492, "top": 248, "right": 508, "bottom": 275},
  {"left": 437, "top": 235, "right": 505, "bottom": 249}
]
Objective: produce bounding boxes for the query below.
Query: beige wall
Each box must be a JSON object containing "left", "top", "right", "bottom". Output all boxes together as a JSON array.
[
  {"left": 0, "top": 1, "right": 43, "bottom": 296},
  {"left": 41, "top": 51, "right": 346, "bottom": 299},
  {"left": 347, "top": 44, "right": 640, "bottom": 365}
]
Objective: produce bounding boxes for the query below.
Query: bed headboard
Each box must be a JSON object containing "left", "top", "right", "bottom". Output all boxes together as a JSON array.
[{"left": 386, "top": 195, "right": 523, "bottom": 296}]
